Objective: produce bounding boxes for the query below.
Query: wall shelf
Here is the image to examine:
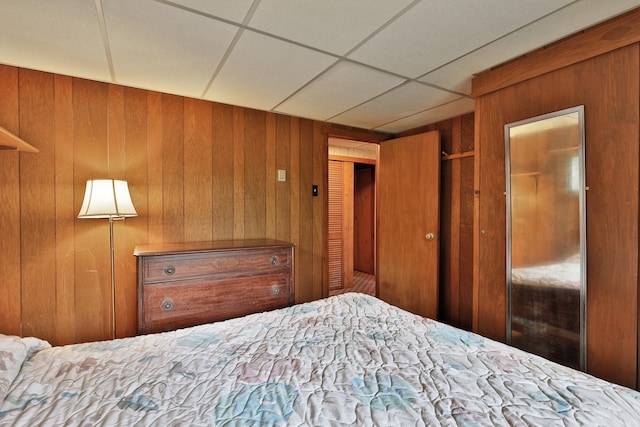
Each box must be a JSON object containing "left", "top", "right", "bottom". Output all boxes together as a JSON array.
[{"left": 0, "top": 125, "right": 39, "bottom": 152}]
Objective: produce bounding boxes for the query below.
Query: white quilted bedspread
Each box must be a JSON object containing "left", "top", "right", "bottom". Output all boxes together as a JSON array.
[{"left": 2, "top": 293, "right": 639, "bottom": 426}]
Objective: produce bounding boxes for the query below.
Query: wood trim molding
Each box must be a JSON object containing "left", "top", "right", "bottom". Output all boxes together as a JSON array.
[
  {"left": 321, "top": 124, "right": 390, "bottom": 143},
  {"left": 329, "top": 154, "right": 376, "bottom": 164},
  {"left": 472, "top": 106, "right": 481, "bottom": 332},
  {"left": 472, "top": 7, "right": 640, "bottom": 97}
]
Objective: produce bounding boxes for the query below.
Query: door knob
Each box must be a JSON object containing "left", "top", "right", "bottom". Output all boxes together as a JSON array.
[{"left": 425, "top": 233, "right": 435, "bottom": 240}]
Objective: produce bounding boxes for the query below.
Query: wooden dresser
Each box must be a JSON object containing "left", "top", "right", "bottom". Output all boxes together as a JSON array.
[{"left": 134, "top": 239, "right": 294, "bottom": 334}]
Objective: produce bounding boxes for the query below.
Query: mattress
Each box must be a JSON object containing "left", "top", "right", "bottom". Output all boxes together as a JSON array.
[
  {"left": 1, "top": 293, "right": 639, "bottom": 426},
  {"left": 511, "top": 254, "right": 581, "bottom": 290}
]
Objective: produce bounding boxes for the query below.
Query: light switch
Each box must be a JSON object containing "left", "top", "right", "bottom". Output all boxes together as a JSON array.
[{"left": 277, "top": 169, "right": 286, "bottom": 182}]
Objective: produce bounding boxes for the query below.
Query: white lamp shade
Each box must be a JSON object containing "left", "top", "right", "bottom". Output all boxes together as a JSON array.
[{"left": 78, "top": 179, "right": 137, "bottom": 219}]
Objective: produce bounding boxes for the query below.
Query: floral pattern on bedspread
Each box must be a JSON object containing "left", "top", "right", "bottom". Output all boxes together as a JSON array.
[{"left": 2, "top": 293, "right": 640, "bottom": 426}]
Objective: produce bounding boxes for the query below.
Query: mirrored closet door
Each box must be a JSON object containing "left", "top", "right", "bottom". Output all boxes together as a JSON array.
[{"left": 505, "top": 106, "right": 586, "bottom": 370}]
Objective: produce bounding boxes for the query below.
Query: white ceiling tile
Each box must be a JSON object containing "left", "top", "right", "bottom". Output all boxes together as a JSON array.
[
  {"left": 275, "top": 61, "right": 405, "bottom": 121},
  {"left": 205, "top": 30, "right": 336, "bottom": 111},
  {"left": 248, "top": 0, "right": 415, "bottom": 55},
  {"left": 0, "top": 1, "right": 636, "bottom": 132},
  {"left": 349, "top": 0, "right": 573, "bottom": 79},
  {"left": 0, "top": 0, "right": 110, "bottom": 82},
  {"left": 166, "top": 0, "right": 255, "bottom": 24},
  {"left": 420, "top": 0, "right": 640, "bottom": 95},
  {"left": 419, "top": 63, "right": 474, "bottom": 96},
  {"left": 375, "top": 97, "right": 475, "bottom": 134},
  {"left": 329, "top": 82, "right": 461, "bottom": 130},
  {"left": 104, "top": 0, "right": 238, "bottom": 98}
]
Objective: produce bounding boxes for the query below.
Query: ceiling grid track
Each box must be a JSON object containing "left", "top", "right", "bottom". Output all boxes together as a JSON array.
[
  {"left": 94, "top": 0, "right": 116, "bottom": 82},
  {"left": 1, "top": 1, "right": 636, "bottom": 132}
]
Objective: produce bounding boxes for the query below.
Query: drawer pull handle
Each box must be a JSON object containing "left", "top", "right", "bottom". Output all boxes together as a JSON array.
[
  {"left": 164, "top": 265, "right": 175, "bottom": 275},
  {"left": 271, "top": 285, "right": 280, "bottom": 295},
  {"left": 161, "top": 299, "right": 174, "bottom": 311},
  {"left": 270, "top": 257, "right": 278, "bottom": 265}
]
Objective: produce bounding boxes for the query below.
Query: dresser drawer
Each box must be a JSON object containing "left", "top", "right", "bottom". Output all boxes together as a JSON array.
[
  {"left": 135, "top": 240, "right": 295, "bottom": 334},
  {"left": 142, "top": 274, "right": 291, "bottom": 333},
  {"left": 142, "top": 248, "right": 291, "bottom": 283}
]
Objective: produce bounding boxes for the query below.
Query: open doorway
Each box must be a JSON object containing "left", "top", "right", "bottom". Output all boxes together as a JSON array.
[{"left": 328, "top": 138, "right": 377, "bottom": 297}]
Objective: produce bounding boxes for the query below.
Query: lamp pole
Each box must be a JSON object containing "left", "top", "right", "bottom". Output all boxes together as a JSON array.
[{"left": 109, "top": 217, "right": 116, "bottom": 339}]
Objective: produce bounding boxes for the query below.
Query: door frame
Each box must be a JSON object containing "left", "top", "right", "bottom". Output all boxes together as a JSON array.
[{"left": 327, "top": 141, "right": 379, "bottom": 295}]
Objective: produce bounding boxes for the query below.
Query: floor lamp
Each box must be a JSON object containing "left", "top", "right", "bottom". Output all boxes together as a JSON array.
[{"left": 78, "top": 179, "right": 137, "bottom": 339}]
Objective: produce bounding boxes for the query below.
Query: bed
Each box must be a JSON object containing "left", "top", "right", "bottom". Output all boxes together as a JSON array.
[{"left": 1, "top": 293, "right": 639, "bottom": 426}]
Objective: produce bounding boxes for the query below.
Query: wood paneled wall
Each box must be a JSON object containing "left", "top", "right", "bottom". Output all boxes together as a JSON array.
[
  {"left": 398, "top": 113, "right": 475, "bottom": 329},
  {"left": 472, "top": 9, "right": 640, "bottom": 388},
  {"left": 0, "top": 64, "right": 386, "bottom": 345}
]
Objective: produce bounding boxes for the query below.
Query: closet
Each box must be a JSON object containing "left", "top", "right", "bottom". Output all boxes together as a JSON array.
[{"left": 328, "top": 159, "right": 353, "bottom": 292}]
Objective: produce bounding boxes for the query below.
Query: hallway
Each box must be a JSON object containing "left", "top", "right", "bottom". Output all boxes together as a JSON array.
[{"left": 329, "top": 271, "right": 376, "bottom": 297}]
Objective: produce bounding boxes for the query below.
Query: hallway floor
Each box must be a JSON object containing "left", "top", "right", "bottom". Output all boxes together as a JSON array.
[{"left": 329, "top": 271, "right": 376, "bottom": 297}]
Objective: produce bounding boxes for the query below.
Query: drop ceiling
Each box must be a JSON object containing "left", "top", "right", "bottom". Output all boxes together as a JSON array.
[{"left": 1, "top": 0, "right": 639, "bottom": 134}]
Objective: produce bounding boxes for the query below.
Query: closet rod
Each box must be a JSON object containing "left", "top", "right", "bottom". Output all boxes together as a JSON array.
[{"left": 441, "top": 150, "right": 474, "bottom": 161}]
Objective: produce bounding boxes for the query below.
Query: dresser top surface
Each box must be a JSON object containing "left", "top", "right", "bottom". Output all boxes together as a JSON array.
[{"left": 134, "top": 239, "right": 294, "bottom": 257}]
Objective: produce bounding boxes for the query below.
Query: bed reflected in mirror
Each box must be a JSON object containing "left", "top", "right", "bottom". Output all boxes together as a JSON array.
[{"left": 505, "top": 106, "right": 586, "bottom": 370}]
